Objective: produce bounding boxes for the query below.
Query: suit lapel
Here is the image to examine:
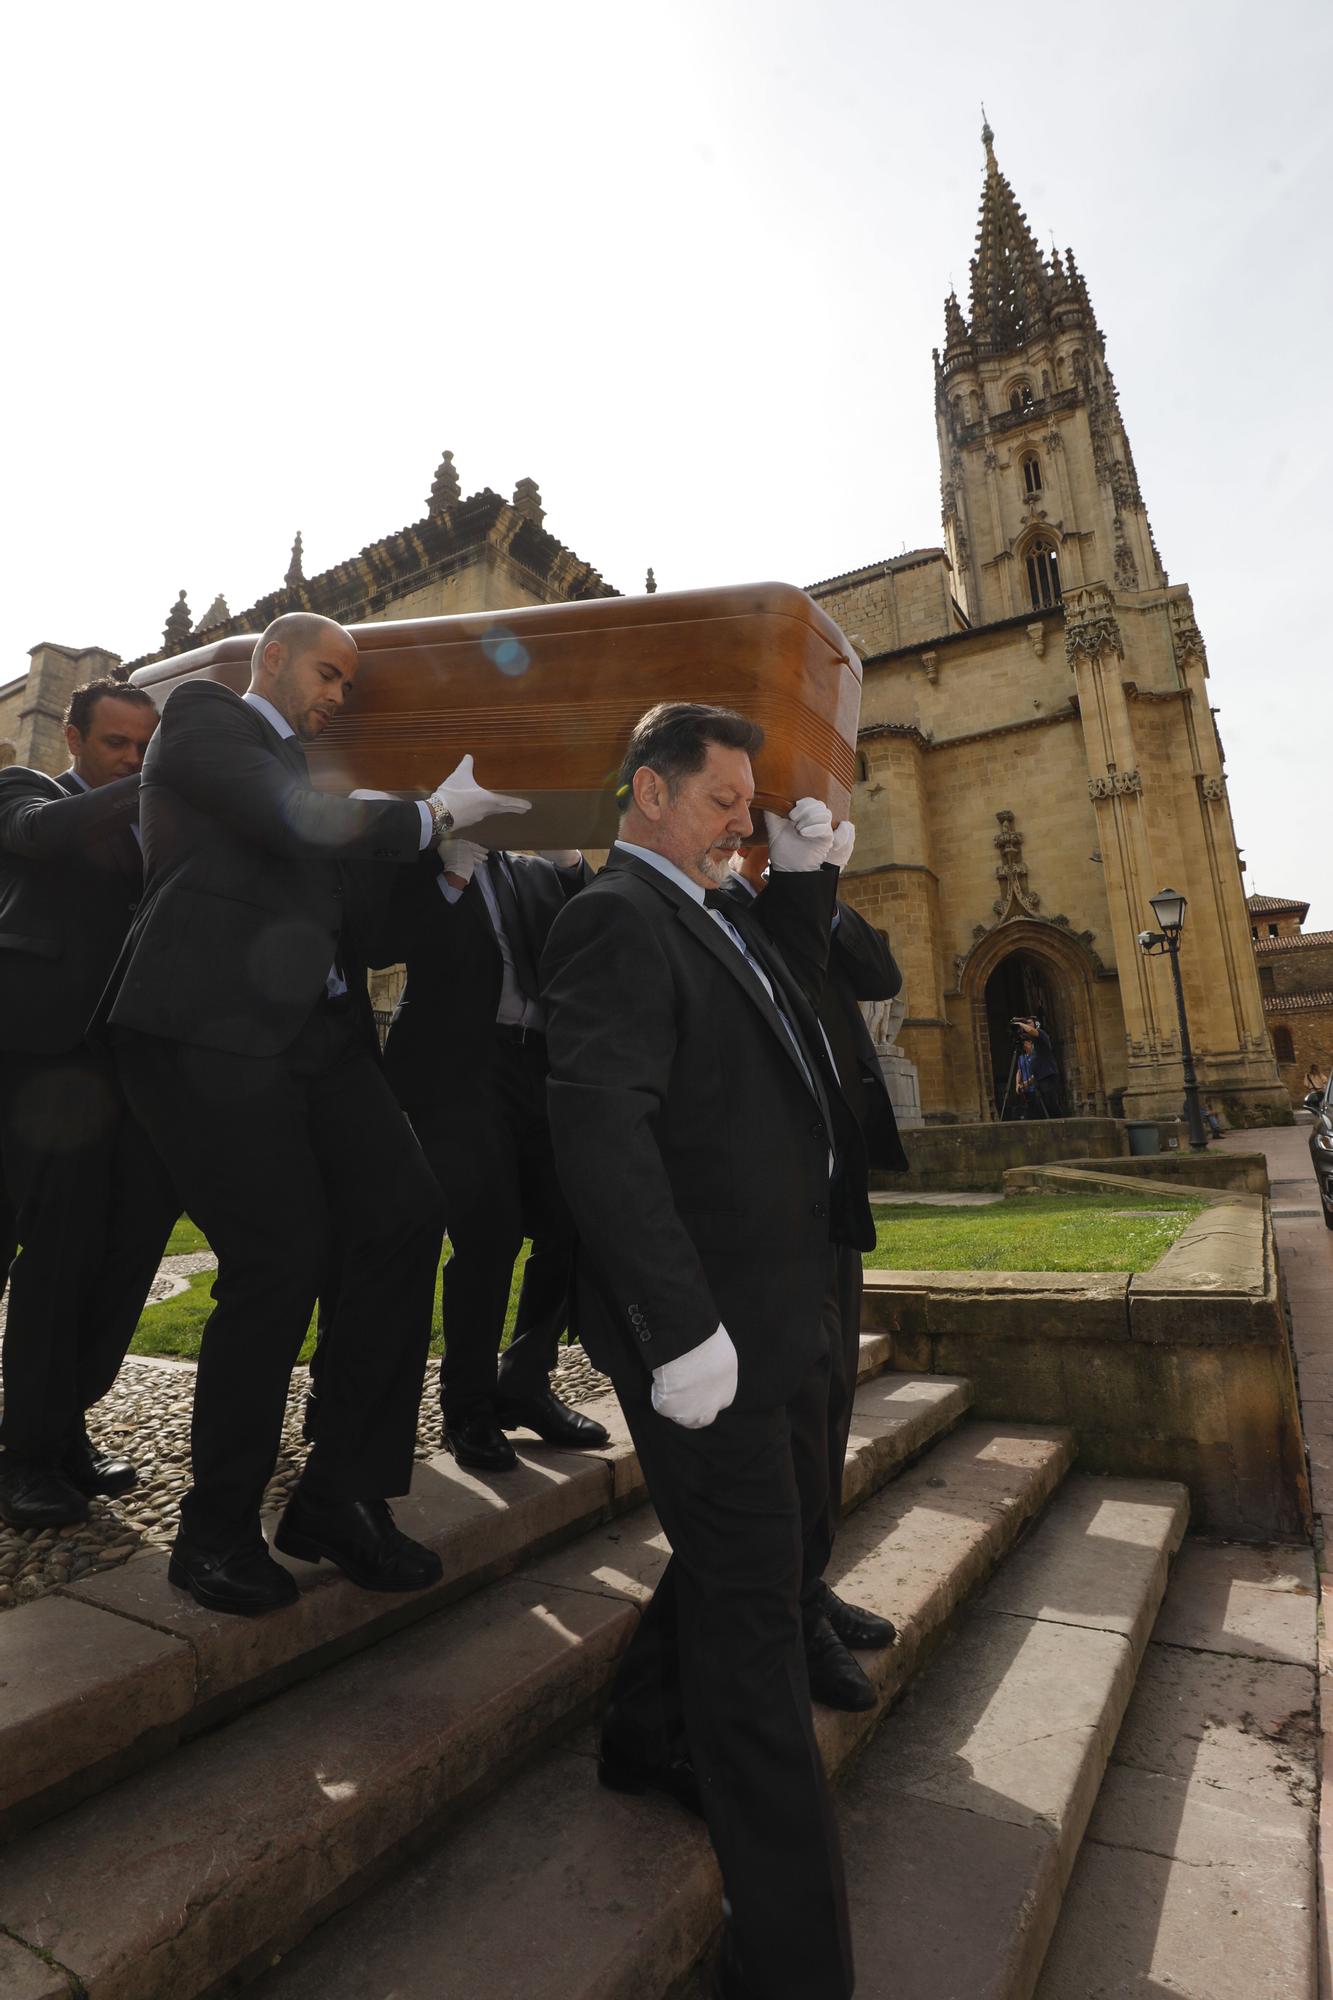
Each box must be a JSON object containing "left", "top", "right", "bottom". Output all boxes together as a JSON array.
[{"left": 673, "top": 894, "right": 831, "bottom": 1121}]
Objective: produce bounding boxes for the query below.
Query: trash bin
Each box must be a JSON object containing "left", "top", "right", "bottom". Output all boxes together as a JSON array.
[{"left": 1125, "top": 1121, "right": 1160, "bottom": 1157}]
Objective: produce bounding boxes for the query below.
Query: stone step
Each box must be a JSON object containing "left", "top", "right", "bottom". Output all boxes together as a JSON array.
[
  {"left": 231, "top": 1422, "right": 1076, "bottom": 2000},
  {"left": 0, "top": 1373, "right": 972, "bottom": 2000},
  {"left": 0, "top": 1334, "right": 905, "bottom": 1839},
  {"left": 838, "top": 1473, "right": 1189, "bottom": 1998}
]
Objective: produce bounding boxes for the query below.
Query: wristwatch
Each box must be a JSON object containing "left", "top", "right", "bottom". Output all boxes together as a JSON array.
[{"left": 427, "top": 797, "right": 454, "bottom": 840}]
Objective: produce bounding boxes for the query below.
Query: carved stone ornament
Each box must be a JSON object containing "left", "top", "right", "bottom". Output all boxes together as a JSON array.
[
  {"left": 992, "top": 808, "right": 1042, "bottom": 919},
  {"left": 1200, "top": 774, "right": 1226, "bottom": 802},
  {"left": 1027, "top": 622, "right": 1046, "bottom": 659},
  {"left": 1169, "top": 597, "right": 1208, "bottom": 672},
  {"left": 921, "top": 651, "right": 939, "bottom": 685},
  {"left": 1064, "top": 585, "right": 1124, "bottom": 668},
  {"left": 1087, "top": 768, "right": 1142, "bottom": 800}
]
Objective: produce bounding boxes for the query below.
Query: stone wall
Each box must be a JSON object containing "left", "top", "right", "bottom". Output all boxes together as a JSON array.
[{"left": 871, "top": 1115, "right": 1126, "bottom": 1191}]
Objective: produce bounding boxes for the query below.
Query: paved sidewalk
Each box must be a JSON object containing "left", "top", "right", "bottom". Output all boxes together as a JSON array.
[{"left": 1218, "top": 1124, "right": 1332, "bottom": 1999}]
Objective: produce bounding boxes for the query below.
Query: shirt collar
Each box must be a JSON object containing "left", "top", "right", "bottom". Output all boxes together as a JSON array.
[
  {"left": 63, "top": 767, "right": 91, "bottom": 793},
  {"left": 614, "top": 839, "right": 707, "bottom": 907},
  {"left": 241, "top": 689, "right": 296, "bottom": 741}
]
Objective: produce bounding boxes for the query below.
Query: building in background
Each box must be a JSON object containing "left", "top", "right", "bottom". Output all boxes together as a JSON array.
[
  {"left": 0, "top": 127, "right": 1287, "bottom": 1127},
  {"left": 1248, "top": 894, "right": 1333, "bottom": 1103}
]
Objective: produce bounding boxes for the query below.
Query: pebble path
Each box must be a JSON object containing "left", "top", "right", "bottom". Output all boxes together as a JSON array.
[{"left": 0, "top": 1252, "right": 610, "bottom": 1613}]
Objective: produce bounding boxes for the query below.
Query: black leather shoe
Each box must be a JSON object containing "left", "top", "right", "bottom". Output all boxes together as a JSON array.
[
  {"left": 824, "top": 1587, "right": 897, "bottom": 1651},
  {"left": 598, "top": 1738, "right": 704, "bottom": 1818},
  {"left": 64, "top": 1432, "right": 138, "bottom": 1498},
  {"left": 0, "top": 1456, "right": 89, "bottom": 1529},
  {"left": 805, "top": 1614, "right": 877, "bottom": 1712},
  {"left": 443, "top": 1410, "right": 519, "bottom": 1472},
  {"left": 494, "top": 1386, "right": 611, "bottom": 1450},
  {"left": 167, "top": 1534, "right": 298, "bottom": 1616},
  {"left": 275, "top": 1491, "right": 444, "bottom": 1593}
]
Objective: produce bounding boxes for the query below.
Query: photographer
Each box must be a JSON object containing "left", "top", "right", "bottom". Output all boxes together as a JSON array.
[{"left": 1010, "top": 1015, "right": 1062, "bottom": 1119}]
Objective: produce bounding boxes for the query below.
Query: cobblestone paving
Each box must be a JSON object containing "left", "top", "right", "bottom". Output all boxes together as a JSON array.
[{"left": 0, "top": 1252, "right": 611, "bottom": 1611}]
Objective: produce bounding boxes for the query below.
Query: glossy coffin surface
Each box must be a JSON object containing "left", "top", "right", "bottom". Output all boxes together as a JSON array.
[{"left": 129, "top": 582, "right": 862, "bottom": 848}]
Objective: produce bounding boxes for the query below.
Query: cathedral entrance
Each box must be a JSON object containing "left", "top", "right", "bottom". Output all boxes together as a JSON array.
[{"left": 983, "top": 950, "right": 1069, "bottom": 1117}]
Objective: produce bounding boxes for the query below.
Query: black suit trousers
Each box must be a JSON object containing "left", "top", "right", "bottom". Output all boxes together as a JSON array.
[
  {"left": 114, "top": 1007, "right": 445, "bottom": 1547},
  {"left": 0, "top": 1048, "right": 179, "bottom": 1459},
  {"left": 604, "top": 1323, "right": 853, "bottom": 2000},
  {"left": 406, "top": 1038, "right": 575, "bottom": 1422},
  {"left": 801, "top": 1243, "right": 865, "bottom": 1602}
]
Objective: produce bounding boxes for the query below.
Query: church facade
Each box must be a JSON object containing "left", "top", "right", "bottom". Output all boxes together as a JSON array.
[{"left": 0, "top": 128, "right": 1285, "bottom": 1127}]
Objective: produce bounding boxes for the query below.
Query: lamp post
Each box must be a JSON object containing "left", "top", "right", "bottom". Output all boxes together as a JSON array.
[{"left": 1137, "top": 888, "right": 1209, "bottom": 1151}]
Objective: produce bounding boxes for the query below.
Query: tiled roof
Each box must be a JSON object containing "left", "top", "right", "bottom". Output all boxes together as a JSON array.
[
  {"left": 1255, "top": 929, "right": 1333, "bottom": 954},
  {"left": 1264, "top": 991, "right": 1333, "bottom": 1014},
  {"left": 1247, "top": 892, "right": 1310, "bottom": 916}
]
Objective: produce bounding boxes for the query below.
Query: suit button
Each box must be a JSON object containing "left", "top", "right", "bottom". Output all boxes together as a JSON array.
[
  {"left": 638, "top": 1330, "right": 651, "bottom": 1344},
  {"left": 812, "top": 1201, "right": 828, "bottom": 1219},
  {"left": 811, "top": 1121, "right": 823, "bottom": 1138}
]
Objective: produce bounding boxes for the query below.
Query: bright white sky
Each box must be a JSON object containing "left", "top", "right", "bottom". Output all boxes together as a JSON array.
[{"left": 4, "top": 0, "right": 1329, "bottom": 921}]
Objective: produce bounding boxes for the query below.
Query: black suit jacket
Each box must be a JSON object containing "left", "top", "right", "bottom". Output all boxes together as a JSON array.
[
  {"left": 102, "top": 681, "right": 425, "bottom": 1056},
  {"left": 542, "top": 846, "right": 842, "bottom": 1411},
  {"left": 0, "top": 766, "right": 144, "bottom": 1054},
  {"left": 375, "top": 849, "right": 591, "bottom": 1107}
]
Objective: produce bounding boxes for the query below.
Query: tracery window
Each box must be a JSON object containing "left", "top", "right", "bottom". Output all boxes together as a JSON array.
[
  {"left": 1008, "top": 381, "right": 1034, "bottom": 413},
  {"left": 1024, "top": 538, "right": 1061, "bottom": 609},
  {"left": 1021, "top": 454, "right": 1042, "bottom": 496}
]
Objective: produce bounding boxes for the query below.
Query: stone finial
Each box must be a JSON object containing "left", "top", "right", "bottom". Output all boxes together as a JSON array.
[
  {"left": 199, "top": 593, "right": 230, "bottom": 629},
  {"left": 285, "top": 532, "right": 305, "bottom": 588},
  {"left": 981, "top": 107, "right": 996, "bottom": 171},
  {"left": 645, "top": 567, "right": 657, "bottom": 595},
  {"left": 942, "top": 289, "right": 969, "bottom": 350},
  {"left": 513, "top": 478, "right": 544, "bottom": 526},
  {"left": 429, "top": 450, "right": 461, "bottom": 514},
  {"left": 163, "top": 590, "right": 193, "bottom": 653}
]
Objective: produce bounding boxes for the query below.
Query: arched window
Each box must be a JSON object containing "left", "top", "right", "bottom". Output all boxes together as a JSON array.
[
  {"left": 854, "top": 750, "right": 870, "bottom": 784},
  {"left": 1272, "top": 1025, "right": 1295, "bottom": 1064},
  {"left": 1008, "top": 380, "right": 1034, "bottom": 413},
  {"left": 1025, "top": 538, "right": 1061, "bottom": 609},
  {"left": 1021, "top": 454, "right": 1043, "bottom": 497}
]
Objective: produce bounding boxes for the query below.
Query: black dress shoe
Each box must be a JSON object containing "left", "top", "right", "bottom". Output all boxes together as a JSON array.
[
  {"left": 598, "top": 1737, "right": 704, "bottom": 1818},
  {"left": 823, "top": 1586, "right": 897, "bottom": 1651},
  {"left": 167, "top": 1534, "right": 299, "bottom": 1616},
  {"left": 0, "top": 1456, "right": 89, "bottom": 1529},
  {"left": 443, "top": 1409, "right": 519, "bottom": 1472},
  {"left": 805, "top": 1614, "right": 877, "bottom": 1712},
  {"left": 275, "top": 1491, "right": 444, "bottom": 1593},
  {"left": 64, "top": 1432, "right": 138, "bottom": 1498},
  {"left": 494, "top": 1386, "right": 611, "bottom": 1450}
]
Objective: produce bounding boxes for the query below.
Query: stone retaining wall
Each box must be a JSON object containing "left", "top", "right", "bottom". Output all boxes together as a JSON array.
[
  {"left": 872, "top": 1116, "right": 1127, "bottom": 1192},
  {"left": 862, "top": 1183, "right": 1309, "bottom": 1540}
]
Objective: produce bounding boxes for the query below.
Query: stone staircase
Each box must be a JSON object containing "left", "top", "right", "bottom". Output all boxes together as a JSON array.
[{"left": 0, "top": 1336, "right": 1191, "bottom": 2000}]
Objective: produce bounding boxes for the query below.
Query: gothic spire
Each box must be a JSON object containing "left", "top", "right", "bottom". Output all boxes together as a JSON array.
[
  {"left": 967, "top": 119, "right": 1052, "bottom": 356},
  {"left": 163, "top": 589, "right": 192, "bottom": 654},
  {"left": 285, "top": 531, "right": 305, "bottom": 588}
]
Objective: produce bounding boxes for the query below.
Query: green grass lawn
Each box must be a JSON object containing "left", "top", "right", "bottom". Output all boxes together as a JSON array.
[
  {"left": 132, "top": 1228, "right": 528, "bottom": 1364},
  {"left": 866, "top": 1192, "right": 1203, "bottom": 1274},
  {"left": 134, "top": 1191, "right": 1200, "bottom": 1361}
]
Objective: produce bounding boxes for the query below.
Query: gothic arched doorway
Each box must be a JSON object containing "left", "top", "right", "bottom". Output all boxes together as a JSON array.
[
  {"left": 959, "top": 919, "right": 1107, "bottom": 1121},
  {"left": 984, "top": 950, "right": 1068, "bottom": 1117}
]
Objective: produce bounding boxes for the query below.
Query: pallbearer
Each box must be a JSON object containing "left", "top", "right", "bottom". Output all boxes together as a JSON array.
[{"left": 105, "top": 612, "right": 529, "bottom": 1616}]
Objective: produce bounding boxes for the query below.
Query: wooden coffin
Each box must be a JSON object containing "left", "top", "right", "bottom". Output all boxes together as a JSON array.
[{"left": 129, "top": 581, "right": 862, "bottom": 849}]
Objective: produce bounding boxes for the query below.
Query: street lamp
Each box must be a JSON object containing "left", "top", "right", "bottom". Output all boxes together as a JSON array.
[{"left": 1138, "top": 888, "right": 1208, "bottom": 1151}]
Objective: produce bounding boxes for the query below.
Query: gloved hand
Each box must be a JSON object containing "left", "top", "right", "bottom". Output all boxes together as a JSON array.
[
  {"left": 827, "top": 819, "right": 856, "bottom": 870},
  {"left": 437, "top": 838, "right": 488, "bottom": 884},
  {"left": 650, "top": 1324, "right": 738, "bottom": 1430},
  {"left": 763, "top": 797, "right": 835, "bottom": 872},
  {"left": 428, "top": 755, "right": 531, "bottom": 833},
  {"left": 539, "top": 849, "right": 582, "bottom": 868}
]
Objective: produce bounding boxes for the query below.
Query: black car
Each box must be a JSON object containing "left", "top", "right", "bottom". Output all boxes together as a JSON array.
[{"left": 1304, "top": 1078, "right": 1333, "bottom": 1228}]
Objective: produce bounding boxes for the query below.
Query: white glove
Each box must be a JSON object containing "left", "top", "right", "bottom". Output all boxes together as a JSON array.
[
  {"left": 437, "top": 838, "right": 487, "bottom": 883},
  {"left": 827, "top": 819, "right": 856, "bottom": 870},
  {"left": 539, "top": 849, "right": 581, "bottom": 868},
  {"left": 429, "top": 754, "right": 531, "bottom": 833},
  {"left": 763, "top": 797, "right": 835, "bottom": 873},
  {"left": 651, "top": 1324, "right": 738, "bottom": 1430}
]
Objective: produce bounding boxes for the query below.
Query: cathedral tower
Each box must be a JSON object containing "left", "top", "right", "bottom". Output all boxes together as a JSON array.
[{"left": 935, "top": 121, "right": 1165, "bottom": 628}]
